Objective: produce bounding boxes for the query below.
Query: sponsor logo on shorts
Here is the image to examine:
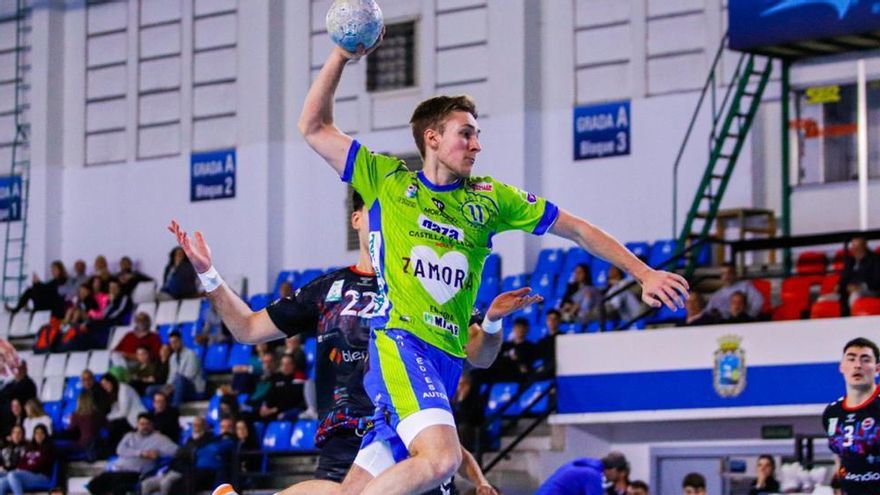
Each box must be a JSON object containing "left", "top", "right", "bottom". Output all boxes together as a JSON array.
[{"left": 418, "top": 214, "right": 465, "bottom": 242}]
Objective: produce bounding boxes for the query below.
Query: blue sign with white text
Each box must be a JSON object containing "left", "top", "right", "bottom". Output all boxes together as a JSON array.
[
  {"left": 729, "top": 0, "right": 880, "bottom": 52},
  {"left": 573, "top": 101, "right": 630, "bottom": 161},
  {"left": 191, "top": 149, "right": 236, "bottom": 202},
  {"left": 0, "top": 176, "right": 22, "bottom": 222}
]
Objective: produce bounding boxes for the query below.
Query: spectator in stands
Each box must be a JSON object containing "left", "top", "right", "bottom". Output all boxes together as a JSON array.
[
  {"left": 840, "top": 237, "right": 880, "bottom": 313},
  {"left": 452, "top": 373, "right": 483, "bottom": 453},
  {"left": 0, "top": 424, "right": 55, "bottom": 495},
  {"left": 150, "top": 392, "right": 180, "bottom": 443},
  {"left": 158, "top": 247, "right": 198, "bottom": 300},
  {"left": 115, "top": 256, "right": 152, "bottom": 297},
  {"left": 5, "top": 261, "right": 67, "bottom": 319},
  {"left": 92, "top": 256, "right": 112, "bottom": 292},
  {"left": 598, "top": 267, "right": 643, "bottom": 324},
  {"left": 259, "top": 354, "right": 306, "bottom": 421},
  {"left": 560, "top": 263, "right": 601, "bottom": 323},
  {"left": 0, "top": 426, "right": 25, "bottom": 473},
  {"left": 720, "top": 291, "right": 756, "bottom": 325},
  {"left": 56, "top": 390, "right": 106, "bottom": 462},
  {"left": 628, "top": 480, "right": 649, "bottom": 495},
  {"left": 280, "top": 335, "right": 307, "bottom": 379},
  {"left": 233, "top": 419, "right": 260, "bottom": 474},
  {"left": 147, "top": 330, "right": 204, "bottom": 407},
  {"left": 90, "top": 276, "right": 109, "bottom": 316},
  {"left": 111, "top": 312, "right": 161, "bottom": 368},
  {"left": 749, "top": 455, "right": 779, "bottom": 495},
  {"left": 278, "top": 281, "right": 294, "bottom": 299},
  {"left": 94, "top": 279, "right": 131, "bottom": 327},
  {"left": 1, "top": 400, "right": 25, "bottom": 441},
  {"left": 189, "top": 417, "right": 236, "bottom": 490},
  {"left": 79, "top": 370, "right": 110, "bottom": 416},
  {"left": 0, "top": 363, "right": 36, "bottom": 417},
  {"left": 682, "top": 472, "right": 707, "bottom": 495},
  {"left": 603, "top": 451, "right": 631, "bottom": 495},
  {"left": 140, "top": 416, "right": 213, "bottom": 495},
  {"left": 246, "top": 352, "right": 277, "bottom": 409},
  {"left": 231, "top": 346, "right": 264, "bottom": 395},
  {"left": 61, "top": 284, "right": 98, "bottom": 330},
  {"left": 536, "top": 309, "right": 562, "bottom": 373},
  {"left": 484, "top": 317, "right": 538, "bottom": 384},
  {"left": 101, "top": 374, "right": 146, "bottom": 450},
  {"left": 682, "top": 293, "right": 716, "bottom": 327},
  {"left": 705, "top": 263, "right": 764, "bottom": 319},
  {"left": 66, "top": 260, "right": 88, "bottom": 301},
  {"left": 22, "top": 400, "right": 51, "bottom": 440},
  {"left": 129, "top": 346, "right": 161, "bottom": 396},
  {"left": 85, "top": 413, "right": 178, "bottom": 495}
]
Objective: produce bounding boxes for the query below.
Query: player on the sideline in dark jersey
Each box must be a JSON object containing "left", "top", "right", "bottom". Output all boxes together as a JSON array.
[
  {"left": 823, "top": 337, "right": 880, "bottom": 495},
  {"left": 169, "top": 191, "right": 538, "bottom": 495}
]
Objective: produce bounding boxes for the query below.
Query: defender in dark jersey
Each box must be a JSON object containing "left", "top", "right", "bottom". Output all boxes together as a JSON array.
[
  {"left": 170, "top": 191, "right": 538, "bottom": 495},
  {"left": 823, "top": 337, "right": 880, "bottom": 495}
]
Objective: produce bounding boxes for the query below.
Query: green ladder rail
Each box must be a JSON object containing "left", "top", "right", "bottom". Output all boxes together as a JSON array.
[
  {"left": 673, "top": 35, "right": 773, "bottom": 278},
  {"left": 2, "top": 0, "right": 31, "bottom": 303}
]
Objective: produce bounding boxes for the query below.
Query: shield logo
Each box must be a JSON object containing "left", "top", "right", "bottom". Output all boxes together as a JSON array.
[{"left": 714, "top": 335, "right": 746, "bottom": 398}]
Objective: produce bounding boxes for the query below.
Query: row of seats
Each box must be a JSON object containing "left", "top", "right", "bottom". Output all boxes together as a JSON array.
[{"left": 794, "top": 246, "right": 880, "bottom": 275}]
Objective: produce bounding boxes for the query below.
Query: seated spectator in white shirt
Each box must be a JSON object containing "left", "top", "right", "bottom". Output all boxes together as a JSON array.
[
  {"left": 705, "top": 263, "right": 764, "bottom": 319},
  {"left": 146, "top": 330, "right": 204, "bottom": 408}
]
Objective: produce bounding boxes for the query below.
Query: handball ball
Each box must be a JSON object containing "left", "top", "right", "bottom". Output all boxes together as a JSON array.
[{"left": 326, "top": 0, "right": 384, "bottom": 53}]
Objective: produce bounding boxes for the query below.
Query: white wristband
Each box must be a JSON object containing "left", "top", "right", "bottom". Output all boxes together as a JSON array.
[
  {"left": 197, "top": 265, "right": 225, "bottom": 293},
  {"left": 481, "top": 316, "right": 502, "bottom": 335}
]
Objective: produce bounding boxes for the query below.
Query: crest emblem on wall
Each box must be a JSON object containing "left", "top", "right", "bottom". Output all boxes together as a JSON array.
[{"left": 713, "top": 334, "right": 746, "bottom": 398}]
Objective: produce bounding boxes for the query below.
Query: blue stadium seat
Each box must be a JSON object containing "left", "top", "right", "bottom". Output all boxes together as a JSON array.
[
  {"left": 534, "top": 248, "right": 564, "bottom": 275},
  {"left": 518, "top": 380, "right": 553, "bottom": 415},
  {"left": 157, "top": 323, "right": 175, "bottom": 344},
  {"left": 274, "top": 270, "right": 300, "bottom": 296},
  {"left": 253, "top": 421, "right": 266, "bottom": 441},
  {"left": 298, "top": 269, "right": 324, "bottom": 288},
  {"left": 586, "top": 320, "right": 619, "bottom": 333},
  {"left": 180, "top": 423, "right": 193, "bottom": 444},
  {"left": 649, "top": 239, "right": 679, "bottom": 269},
  {"left": 483, "top": 253, "right": 501, "bottom": 279},
  {"left": 304, "top": 338, "right": 317, "bottom": 376},
  {"left": 198, "top": 299, "right": 212, "bottom": 323},
  {"left": 476, "top": 275, "right": 500, "bottom": 310},
  {"left": 63, "top": 376, "right": 82, "bottom": 403},
  {"left": 559, "top": 322, "right": 581, "bottom": 334},
  {"left": 646, "top": 304, "right": 686, "bottom": 324},
  {"left": 248, "top": 293, "right": 272, "bottom": 311},
  {"left": 43, "top": 401, "right": 63, "bottom": 432},
  {"left": 141, "top": 395, "right": 153, "bottom": 412},
  {"left": 228, "top": 343, "right": 254, "bottom": 367},
  {"left": 591, "top": 258, "right": 611, "bottom": 287},
  {"left": 527, "top": 325, "right": 547, "bottom": 343},
  {"left": 178, "top": 322, "right": 200, "bottom": 349},
  {"left": 501, "top": 274, "right": 528, "bottom": 293},
  {"left": 487, "top": 382, "right": 520, "bottom": 418},
  {"left": 290, "top": 419, "right": 317, "bottom": 451},
  {"left": 206, "top": 394, "right": 222, "bottom": 425},
  {"left": 531, "top": 271, "right": 556, "bottom": 301},
  {"left": 61, "top": 399, "right": 77, "bottom": 429},
  {"left": 625, "top": 242, "right": 651, "bottom": 262},
  {"left": 204, "top": 343, "right": 231, "bottom": 373},
  {"left": 262, "top": 421, "right": 293, "bottom": 451}
]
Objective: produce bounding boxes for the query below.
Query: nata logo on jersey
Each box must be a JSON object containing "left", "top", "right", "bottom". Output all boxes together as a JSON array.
[
  {"left": 419, "top": 214, "right": 465, "bottom": 242},
  {"left": 423, "top": 312, "right": 460, "bottom": 336},
  {"left": 329, "top": 348, "right": 368, "bottom": 364}
]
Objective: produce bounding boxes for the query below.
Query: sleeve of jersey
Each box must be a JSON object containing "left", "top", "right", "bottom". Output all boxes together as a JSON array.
[
  {"left": 340, "top": 140, "right": 406, "bottom": 205},
  {"left": 493, "top": 180, "right": 559, "bottom": 235},
  {"left": 264, "top": 289, "right": 321, "bottom": 338}
]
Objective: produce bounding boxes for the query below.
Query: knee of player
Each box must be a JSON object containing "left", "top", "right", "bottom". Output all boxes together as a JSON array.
[{"left": 421, "top": 447, "right": 462, "bottom": 481}]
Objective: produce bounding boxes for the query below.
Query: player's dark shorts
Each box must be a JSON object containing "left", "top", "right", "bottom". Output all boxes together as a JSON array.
[{"left": 314, "top": 430, "right": 363, "bottom": 482}]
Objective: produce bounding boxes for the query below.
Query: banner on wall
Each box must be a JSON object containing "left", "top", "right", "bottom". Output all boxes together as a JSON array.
[
  {"left": 0, "top": 176, "right": 22, "bottom": 222},
  {"left": 573, "top": 100, "right": 630, "bottom": 161},
  {"left": 191, "top": 149, "right": 236, "bottom": 202}
]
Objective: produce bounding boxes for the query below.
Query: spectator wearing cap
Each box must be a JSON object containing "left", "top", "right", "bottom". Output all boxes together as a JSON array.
[
  {"left": 85, "top": 413, "right": 178, "bottom": 495},
  {"left": 146, "top": 330, "right": 203, "bottom": 407},
  {"left": 683, "top": 473, "right": 707, "bottom": 495}
]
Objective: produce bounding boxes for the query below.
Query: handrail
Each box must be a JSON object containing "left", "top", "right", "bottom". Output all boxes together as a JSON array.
[
  {"left": 481, "top": 385, "right": 556, "bottom": 473},
  {"left": 672, "top": 33, "right": 730, "bottom": 237}
]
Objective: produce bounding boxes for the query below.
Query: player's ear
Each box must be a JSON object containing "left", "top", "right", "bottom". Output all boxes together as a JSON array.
[{"left": 425, "top": 127, "right": 440, "bottom": 152}]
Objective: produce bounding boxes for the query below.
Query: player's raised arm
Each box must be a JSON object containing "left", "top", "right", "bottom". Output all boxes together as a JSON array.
[
  {"left": 467, "top": 288, "right": 543, "bottom": 369},
  {"left": 298, "top": 35, "right": 383, "bottom": 175},
  {"left": 549, "top": 209, "right": 689, "bottom": 310},
  {"left": 167, "top": 220, "right": 285, "bottom": 344}
]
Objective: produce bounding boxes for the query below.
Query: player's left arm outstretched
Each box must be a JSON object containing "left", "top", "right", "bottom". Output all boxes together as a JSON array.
[
  {"left": 467, "top": 287, "right": 542, "bottom": 369},
  {"left": 167, "top": 220, "right": 286, "bottom": 344},
  {"left": 550, "top": 209, "right": 689, "bottom": 310}
]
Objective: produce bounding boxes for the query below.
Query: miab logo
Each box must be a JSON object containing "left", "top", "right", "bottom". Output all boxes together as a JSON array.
[{"left": 408, "top": 246, "right": 469, "bottom": 305}]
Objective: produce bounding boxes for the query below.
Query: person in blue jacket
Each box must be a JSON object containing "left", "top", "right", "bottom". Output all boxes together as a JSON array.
[{"left": 536, "top": 452, "right": 630, "bottom": 495}]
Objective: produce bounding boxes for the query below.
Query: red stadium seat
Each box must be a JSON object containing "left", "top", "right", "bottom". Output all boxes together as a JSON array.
[
  {"left": 796, "top": 251, "right": 827, "bottom": 275},
  {"left": 831, "top": 249, "right": 846, "bottom": 272},
  {"left": 751, "top": 279, "right": 772, "bottom": 315},
  {"left": 772, "top": 302, "right": 807, "bottom": 321},
  {"left": 810, "top": 300, "right": 841, "bottom": 319},
  {"left": 820, "top": 273, "right": 840, "bottom": 295},
  {"left": 851, "top": 297, "right": 880, "bottom": 316},
  {"left": 780, "top": 276, "right": 822, "bottom": 307}
]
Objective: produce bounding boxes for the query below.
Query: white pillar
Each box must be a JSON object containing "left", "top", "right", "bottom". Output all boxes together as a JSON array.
[{"left": 857, "top": 59, "right": 869, "bottom": 231}]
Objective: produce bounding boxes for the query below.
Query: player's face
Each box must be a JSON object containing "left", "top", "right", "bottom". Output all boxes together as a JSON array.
[
  {"left": 840, "top": 346, "right": 879, "bottom": 389},
  {"left": 433, "top": 111, "right": 481, "bottom": 178}
]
